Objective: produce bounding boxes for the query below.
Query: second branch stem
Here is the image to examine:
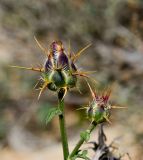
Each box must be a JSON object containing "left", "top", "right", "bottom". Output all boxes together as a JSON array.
[{"left": 69, "top": 121, "right": 97, "bottom": 158}]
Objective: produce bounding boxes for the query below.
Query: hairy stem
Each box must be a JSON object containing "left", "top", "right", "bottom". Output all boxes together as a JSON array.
[
  {"left": 69, "top": 121, "right": 97, "bottom": 158},
  {"left": 58, "top": 98, "right": 69, "bottom": 160}
]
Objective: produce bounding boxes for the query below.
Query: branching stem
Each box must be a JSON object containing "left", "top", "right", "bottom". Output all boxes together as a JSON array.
[{"left": 69, "top": 121, "right": 97, "bottom": 159}]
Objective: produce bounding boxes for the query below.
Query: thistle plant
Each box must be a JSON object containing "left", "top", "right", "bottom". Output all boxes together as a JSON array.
[{"left": 11, "top": 38, "right": 124, "bottom": 160}]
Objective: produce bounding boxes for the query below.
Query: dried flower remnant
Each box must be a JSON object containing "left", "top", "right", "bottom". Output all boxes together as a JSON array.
[
  {"left": 89, "top": 125, "right": 131, "bottom": 160},
  {"left": 11, "top": 38, "right": 94, "bottom": 100}
]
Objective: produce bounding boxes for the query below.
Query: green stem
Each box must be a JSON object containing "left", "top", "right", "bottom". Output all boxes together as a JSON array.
[
  {"left": 69, "top": 121, "right": 97, "bottom": 159},
  {"left": 58, "top": 98, "right": 69, "bottom": 160}
]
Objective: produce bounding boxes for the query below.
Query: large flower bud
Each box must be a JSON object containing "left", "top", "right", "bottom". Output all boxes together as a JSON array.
[
  {"left": 11, "top": 39, "right": 92, "bottom": 99},
  {"left": 43, "top": 41, "right": 77, "bottom": 96}
]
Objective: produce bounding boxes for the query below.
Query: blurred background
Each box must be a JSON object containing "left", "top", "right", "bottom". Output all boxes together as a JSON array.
[{"left": 0, "top": 0, "right": 143, "bottom": 159}]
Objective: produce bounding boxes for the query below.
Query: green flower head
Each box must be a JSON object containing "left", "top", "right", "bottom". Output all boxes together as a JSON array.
[
  {"left": 11, "top": 38, "right": 94, "bottom": 100},
  {"left": 86, "top": 83, "right": 125, "bottom": 124},
  {"left": 86, "top": 83, "right": 112, "bottom": 124}
]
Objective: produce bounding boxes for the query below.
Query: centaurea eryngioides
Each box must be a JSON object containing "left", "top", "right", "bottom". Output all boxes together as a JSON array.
[
  {"left": 11, "top": 38, "right": 125, "bottom": 160},
  {"left": 11, "top": 38, "right": 96, "bottom": 160}
]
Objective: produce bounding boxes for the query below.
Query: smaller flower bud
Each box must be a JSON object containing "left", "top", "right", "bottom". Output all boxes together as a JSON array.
[
  {"left": 86, "top": 83, "right": 111, "bottom": 124},
  {"left": 87, "top": 100, "right": 111, "bottom": 124}
]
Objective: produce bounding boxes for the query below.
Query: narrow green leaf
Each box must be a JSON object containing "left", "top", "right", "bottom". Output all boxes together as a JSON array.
[
  {"left": 80, "top": 131, "right": 90, "bottom": 142},
  {"left": 46, "top": 107, "right": 62, "bottom": 124},
  {"left": 75, "top": 150, "right": 90, "bottom": 160},
  {"left": 81, "top": 150, "right": 88, "bottom": 156}
]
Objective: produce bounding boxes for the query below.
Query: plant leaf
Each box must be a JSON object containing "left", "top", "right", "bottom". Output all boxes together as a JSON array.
[
  {"left": 81, "top": 150, "right": 88, "bottom": 157},
  {"left": 80, "top": 131, "right": 90, "bottom": 142},
  {"left": 45, "top": 107, "right": 62, "bottom": 124},
  {"left": 77, "top": 150, "right": 90, "bottom": 160}
]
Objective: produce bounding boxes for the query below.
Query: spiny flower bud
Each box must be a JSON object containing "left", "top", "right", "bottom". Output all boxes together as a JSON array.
[
  {"left": 11, "top": 38, "right": 94, "bottom": 100},
  {"left": 86, "top": 83, "right": 125, "bottom": 124},
  {"left": 86, "top": 83, "right": 112, "bottom": 124},
  {"left": 44, "top": 41, "right": 77, "bottom": 92}
]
